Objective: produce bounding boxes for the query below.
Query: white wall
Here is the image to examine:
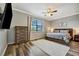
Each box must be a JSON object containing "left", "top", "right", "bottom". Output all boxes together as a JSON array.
[
  {"left": 51, "top": 14, "right": 79, "bottom": 35},
  {"left": 8, "top": 10, "right": 28, "bottom": 44},
  {"left": 0, "top": 30, "right": 7, "bottom": 55},
  {"left": 44, "top": 20, "right": 51, "bottom": 33},
  {"left": 0, "top": 4, "right": 7, "bottom": 56},
  {"left": 11, "top": 10, "right": 27, "bottom": 27},
  {"left": 0, "top": 3, "right": 5, "bottom": 13},
  {"left": 0, "top": 7, "right": 1, "bottom": 13}
]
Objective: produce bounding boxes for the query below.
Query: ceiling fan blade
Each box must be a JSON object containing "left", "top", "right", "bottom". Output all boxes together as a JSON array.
[
  {"left": 52, "top": 10, "right": 57, "bottom": 13},
  {"left": 42, "top": 12, "right": 50, "bottom": 14}
]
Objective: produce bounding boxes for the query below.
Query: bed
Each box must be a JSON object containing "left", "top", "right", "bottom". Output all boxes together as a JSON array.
[{"left": 46, "top": 28, "right": 73, "bottom": 44}]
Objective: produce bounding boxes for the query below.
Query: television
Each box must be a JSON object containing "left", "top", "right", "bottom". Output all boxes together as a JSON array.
[{"left": 0, "top": 3, "right": 13, "bottom": 29}]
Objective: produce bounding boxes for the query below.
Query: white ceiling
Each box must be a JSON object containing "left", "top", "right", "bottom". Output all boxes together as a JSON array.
[{"left": 12, "top": 3, "right": 79, "bottom": 21}]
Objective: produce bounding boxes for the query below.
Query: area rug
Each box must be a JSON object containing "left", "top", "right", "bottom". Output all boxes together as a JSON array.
[{"left": 32, "top": 39, "right": 70, "bottom": 56}]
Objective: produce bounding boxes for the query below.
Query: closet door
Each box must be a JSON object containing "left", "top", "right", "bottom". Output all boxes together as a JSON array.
[{"left": 15, "top": 26, "right": 28, "bottom": 44}]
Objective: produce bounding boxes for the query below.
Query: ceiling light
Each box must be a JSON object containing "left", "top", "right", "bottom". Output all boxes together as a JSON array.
[{"left": 42, "top": 8, "right": 57, "bottom": 16}]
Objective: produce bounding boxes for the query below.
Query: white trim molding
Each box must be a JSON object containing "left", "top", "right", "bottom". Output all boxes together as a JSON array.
[{"left": 1, "top": 44, "right": 8, "bottom": 56}]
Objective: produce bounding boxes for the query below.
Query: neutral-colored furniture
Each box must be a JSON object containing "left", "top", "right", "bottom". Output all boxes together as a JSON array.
[{"left": 15, "top": 26, "right": 28, "bottom": 44}]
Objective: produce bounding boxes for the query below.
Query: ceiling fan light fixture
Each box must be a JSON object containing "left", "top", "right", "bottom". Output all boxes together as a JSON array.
[
  {"left": 50, "top": 14, "right": 53, "bottom": 16},
  {"left": 44, "top": 13, "right": 53, "bottom": 16},
  {"left": 43, "top": 8, "right": 57, "bottom": 16}
]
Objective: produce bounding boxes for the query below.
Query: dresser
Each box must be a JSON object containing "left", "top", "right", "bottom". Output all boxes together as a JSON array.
[
  {"left": 15, "top": 26, "right": 28, "bottom": 44},
  {"left": 74, "top": 34, "right": 79, "bottom": 41}
]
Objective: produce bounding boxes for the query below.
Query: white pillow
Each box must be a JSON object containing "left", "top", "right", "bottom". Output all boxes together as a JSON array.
[{"left": 60, "top": 30, "right": 69, "bottom": 33}]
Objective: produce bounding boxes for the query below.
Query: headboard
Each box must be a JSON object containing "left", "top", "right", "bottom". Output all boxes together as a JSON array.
[{"left": 54, "top": 28, "right": 73, "bottom": 40}]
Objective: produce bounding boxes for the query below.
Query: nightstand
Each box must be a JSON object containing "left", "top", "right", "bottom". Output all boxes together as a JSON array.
[{"left": 74, "top": 34, "right": 79, "bottom": 41}]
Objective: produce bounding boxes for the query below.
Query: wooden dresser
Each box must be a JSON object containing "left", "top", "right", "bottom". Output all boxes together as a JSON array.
[
  {"left": 74, "top": 34, "right": 79, "bottom": 41},
  {"left": 15, "top": 26, "right": 28, "bottom": 44}
]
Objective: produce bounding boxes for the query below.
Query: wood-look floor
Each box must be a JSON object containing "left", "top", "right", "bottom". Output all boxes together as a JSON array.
[
  {"left": 4, "top": 39, "right": 79, "bottom": 56},
  {"left": 4, "top": 41, "right": 49, "bottom": 56},
  {"left": 66, "top": 41, "right": 79, "bottom": 56}
]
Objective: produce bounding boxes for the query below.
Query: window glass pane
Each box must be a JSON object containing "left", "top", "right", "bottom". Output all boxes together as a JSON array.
[
  {"left": 31, "top": 19, "right": 42, "bottom": 31},
  {"left": 32, "top": 26, "right": 37, "bottom": 31},
  {"left": 37, "top": 20, "right": 42, "bottom": 25},
  {"left": 32, "top": 20, "right": 37, "bottom": 26},
  {"left": 37, "top": 25, "right": 42, "bottom": 31}
]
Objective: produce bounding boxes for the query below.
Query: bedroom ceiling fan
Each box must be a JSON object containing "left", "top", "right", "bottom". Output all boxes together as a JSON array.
[{"left": 42, "top": 8, "right": 57, "bottom": 16}]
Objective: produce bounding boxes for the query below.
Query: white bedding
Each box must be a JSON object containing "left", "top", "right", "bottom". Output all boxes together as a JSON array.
[{"left": 46, "top": 32, "right": 71, "bottom": 43}]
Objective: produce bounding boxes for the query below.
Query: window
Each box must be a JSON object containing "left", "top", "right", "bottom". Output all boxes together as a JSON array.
[{"left": 31, "top": 19, "right": 42, "bottom": 31}]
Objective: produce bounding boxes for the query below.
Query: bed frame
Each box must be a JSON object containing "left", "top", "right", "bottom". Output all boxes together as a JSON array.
[
  {"left": 45, "top": 28, "right": 73, "bottom": 45},
  {"left": 54, "top": 28, "right": 73, "bottom": 40}
]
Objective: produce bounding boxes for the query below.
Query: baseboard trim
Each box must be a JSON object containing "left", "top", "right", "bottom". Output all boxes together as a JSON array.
[
  {"left": 8, "top": 42, "right": 15, "bottom": 45},
  {"left": 30, "top": 38, "right": 44, "bottom": 41},
  {"left": 1, "top": 44, "right": 8, "bottom": 56}
]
